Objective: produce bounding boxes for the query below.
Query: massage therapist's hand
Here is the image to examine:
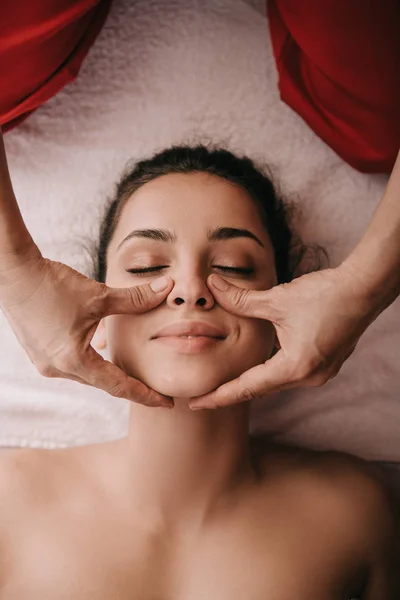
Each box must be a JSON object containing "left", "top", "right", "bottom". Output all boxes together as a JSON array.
[
  {"left": 0, "top": 247, "right": 174, "bottom": 407},
  {"left": 0, "top": 130, "right": 174, "bottom": 407},
  {"left": 190, "top": 151, "right": 400, "bottom": 410},
  {"left": 188, "top": 266, "right": 384, "bottom": 410}
]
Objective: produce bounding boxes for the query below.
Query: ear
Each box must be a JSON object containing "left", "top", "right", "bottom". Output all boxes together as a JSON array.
[{"left": 92, "top": 318, "right": 107, "bottom": 350}]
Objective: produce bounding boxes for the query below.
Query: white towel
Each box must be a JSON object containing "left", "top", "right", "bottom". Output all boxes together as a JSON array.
[{"left": 1, "top": 0, "right": 399, "bottom": 461}]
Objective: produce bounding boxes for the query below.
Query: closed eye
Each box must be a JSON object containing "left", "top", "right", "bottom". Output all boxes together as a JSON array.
[
  {"left": 126, "top": 266, "right": 169, "bottom": 275},
  {"left": 126, "top": 266, "right": 254, "bottom": 276}
]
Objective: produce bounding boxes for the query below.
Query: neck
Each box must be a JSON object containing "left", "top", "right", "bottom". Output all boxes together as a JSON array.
[{"left": 118, "top": 399, "right": 256, "bottom": 524}]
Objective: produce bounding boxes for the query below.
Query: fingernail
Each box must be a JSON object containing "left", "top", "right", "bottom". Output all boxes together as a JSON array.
[
  {"left": 150, "top": 276, "right": 169, "bottom": 292},
  {"left": 210, "top": 274, "right": 229, "bottom": 291},
  {"left": 190, "top": 405, "right": 203, "bottom": 411}
]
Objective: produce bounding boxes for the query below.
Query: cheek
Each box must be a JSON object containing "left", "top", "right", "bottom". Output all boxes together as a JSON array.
[
  {"left": 105, "top": 315, "right": 123, "bottom": 342},
  {"left": 237, "top": 318, "right": 275, "bottom": 362},
  {"left": 104, "top": 315, "right": 146, "bottom": 359}
]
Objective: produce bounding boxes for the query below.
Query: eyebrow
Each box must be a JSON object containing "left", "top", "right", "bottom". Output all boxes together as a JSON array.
[{"left": 116, "top": 226, "right": 265, "bottom": 252}]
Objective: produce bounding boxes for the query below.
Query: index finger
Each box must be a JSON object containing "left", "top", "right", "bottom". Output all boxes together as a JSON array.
[
  {"left": 78, "top": 347, "right": 174, "bottom": 408},
  {"left": 188, "top": 352, "right": 295, "bottom": 410}
]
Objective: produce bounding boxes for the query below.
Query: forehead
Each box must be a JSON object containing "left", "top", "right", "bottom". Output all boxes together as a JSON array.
[{"left": 111, "top": 172, "right": 269, "bottom": 245}]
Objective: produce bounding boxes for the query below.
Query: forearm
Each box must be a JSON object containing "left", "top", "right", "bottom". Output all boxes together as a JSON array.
[
  {"left": 343, "top": 151, "right": 400, "bottom": 313},
  {"left": 0, "top": 132, "right": 35, "bottom": 258}
]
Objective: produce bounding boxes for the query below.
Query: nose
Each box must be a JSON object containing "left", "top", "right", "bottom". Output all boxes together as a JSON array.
[{"left": 166, "top": 272, "right": 215, "bottom": 311}]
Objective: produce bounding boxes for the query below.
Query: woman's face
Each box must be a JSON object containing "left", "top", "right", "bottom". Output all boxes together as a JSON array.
[{"left": 94, "top": 172, "right": 277, "bottom": 398}]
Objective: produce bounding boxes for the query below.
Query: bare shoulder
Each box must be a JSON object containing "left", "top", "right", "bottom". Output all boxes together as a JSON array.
[
  {"left": 0, "top": 440, "right": 122, "bottom": 521},
  {"left": 0, "top": 442, "right": 111, "bottom": 504},
  {"left": 0, "top": 448, "right": 61, "bottom": 514},
  {"left": 0, "top": 448, "right": 52, "bottom": 585},
  {"left": 255, "top": 442, "right": 399, "bottom": 594},
  {"left": 0, "top": 445, "right": 107, "bottom": 572},
  {"left": 0, "top": 445, "right": 96, "bottom": 526},
  {"left": 311, "top": 450, "right": 400, "bottom": 597},
  {"left": 253, "top": 440, "right": 399, "bottom": 545},
  {"left": 287, "top": 448, "right": 399, "bottom": 562},
  {"left": 309, "top": 449, "right": 398, "bottom": 523},
  {"left": 0, "top": 447, "right": 47, "bottom": 494}
]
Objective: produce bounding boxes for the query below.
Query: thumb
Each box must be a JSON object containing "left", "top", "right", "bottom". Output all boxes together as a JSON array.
[
  {"left": 101, "top": 276, "right": 173, "bottom": 317},
  {"left": 208, "top": 274, "right": 277, "bottom": 320},
  {"left": 80, "top": 346, "right": 173, "bottom": 407},
  {"left": 189, "top": 350, "right": 293, "bottom": 409}
]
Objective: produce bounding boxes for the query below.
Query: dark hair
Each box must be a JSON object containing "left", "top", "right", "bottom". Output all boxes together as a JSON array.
[{"left": 93, "top": 143, "right": 326, "bottom": 284}]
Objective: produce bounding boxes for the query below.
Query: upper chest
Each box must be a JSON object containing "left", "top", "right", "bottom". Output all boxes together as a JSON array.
[{"left": 2, "top": 490, "right": 363, "bottom": 600}]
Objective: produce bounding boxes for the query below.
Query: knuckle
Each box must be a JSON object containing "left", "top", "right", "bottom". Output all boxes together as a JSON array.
[
  {"left": 96, "top": 286, "right": 117, "bottom": 317},
  {"left": 305, "top": 354, "right": 324, "bottom": 375},
  {"left": 127, "top": 285, "right": 148, "bottom": 310},
  {"left": 326, "top": 363, "right": 342, "bottom": 382},
  {"left": 105, "top": 383, "right": 125, "bottom": 399},
  {"left": 283, "top": 353, "right": 321, "bottom": 384},
  {"left": 102, "top": 373, "right": 133, "bottom": 400},
  {"left": 282, "top": 358, "right": 305, "bottom": 382},
  {"left": 51, "top": 350, "right": 82, "bottom": 378},
  {"left": 306, "top": 371, "right": 331, "bottom": 387},
  {"left": 231, "top": 287, "right": 249, "bottom": 310},
  {"left": 297, "top": 354, "right": 324, "bottom": 381},
  {"left": 270, "top": 283, "right": 286, "bottom": 302},
  {"left": 239, "top": 384, "right": 260, "bottom": 403},
  {"left": 207, "top": 399, "right": 223, "bottom": 410},
  {"left": 36, "top": 362, "right": 58, "bottom": 378}
]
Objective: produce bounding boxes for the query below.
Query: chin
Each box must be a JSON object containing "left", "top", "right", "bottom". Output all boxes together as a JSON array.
[
  {"left": 111, "top": 338, "right": 273, "bottom": 399},
  {"left": 138, "top": 371, "right": 232, "bottom": 399}
]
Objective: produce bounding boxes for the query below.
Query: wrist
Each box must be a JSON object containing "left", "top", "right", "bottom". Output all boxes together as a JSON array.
[
  {"left": 0, "top": 241, "right": 42, "bottom": 287},
  {"left": 339, "top": 254, "right": 400, "bottom": 319}
]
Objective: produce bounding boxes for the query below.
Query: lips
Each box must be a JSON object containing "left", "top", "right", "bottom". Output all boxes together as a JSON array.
[{"left": 151, "top": 321, "right": 226, "bottom": 340}]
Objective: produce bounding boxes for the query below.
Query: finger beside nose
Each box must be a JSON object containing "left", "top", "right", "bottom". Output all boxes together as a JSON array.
[{"left": 208, "top": 276, "right": 273, "bottom": 320}]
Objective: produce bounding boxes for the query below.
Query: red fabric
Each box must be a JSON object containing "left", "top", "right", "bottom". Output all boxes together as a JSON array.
[
  {"left": 267, "top": 0, "right": 400, "bottom": 173},
  {"left": 0, "top": 0, "right": 112, "bottom": 131}
]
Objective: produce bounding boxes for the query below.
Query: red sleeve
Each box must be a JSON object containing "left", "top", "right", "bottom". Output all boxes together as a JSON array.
[
  {"left": 0, "top": 0, "right": 112, "bottom": 131},
  {"left": 267, "top": 0, "right": 400, "bottom": 173}
]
